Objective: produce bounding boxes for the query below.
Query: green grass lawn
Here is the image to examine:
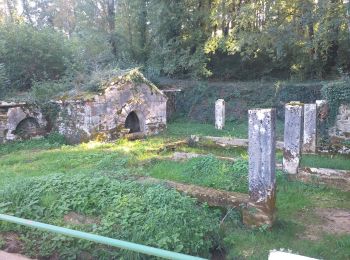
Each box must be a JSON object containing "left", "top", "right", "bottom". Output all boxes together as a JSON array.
[
  {"left": 301, "top": 153, "right": 350, "bottom": 170},
  {"left": 0, "top": 120, "right": 349, "bottom": 259},
  {"left": 163, "top": 118, "right": 285, "bottom": 140}
]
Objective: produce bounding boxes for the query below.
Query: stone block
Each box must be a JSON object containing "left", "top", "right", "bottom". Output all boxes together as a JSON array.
[
  {"left": 215, "top": 99, "right": 225, "bottom": 130},
  {"left": 243, "top": 108, "right": 276, "bottom": 228},
  {"left": 283, "top": 103, "right": 303, "bottom": 174},
  {"left": 303, "top": 104, "right": 317, "bottom": 153}
]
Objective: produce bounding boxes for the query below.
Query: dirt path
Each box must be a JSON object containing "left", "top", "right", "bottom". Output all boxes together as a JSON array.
[{"left": 303, "top": 208, "right": 350, "bottom": 240}]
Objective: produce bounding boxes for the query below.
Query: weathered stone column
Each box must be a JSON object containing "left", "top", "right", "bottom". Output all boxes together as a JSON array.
[
  {"left": 316, "top": 100, "right": 329, "bottom": 149},
  {"left": 303, "top": 104, "right": 317, "bottom": 153},
  {"left": 215, "top": 99, "right": 225, "bottom": 130},
  {"left": 283, "top": 103, "right": 303, "bottom": 174},
  {"left": 243, "top": 108, "right": 276, "bottom": 228}
]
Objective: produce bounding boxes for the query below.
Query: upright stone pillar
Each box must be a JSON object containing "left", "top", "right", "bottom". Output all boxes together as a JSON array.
[
  {"left": 283, "top": 103, "right": 303, "bottom": 174},
  {"left": 243, "top": 109, "right": 276, "bottom": 228},
  {"left": 215, "top": 99, "right": 225, "bottom": 130},
  {"left": 316, "top": 100, "right": 329, "bottom": 149},
  {"left": 303, "top": 104, "right": 317, "bottom": 153}
]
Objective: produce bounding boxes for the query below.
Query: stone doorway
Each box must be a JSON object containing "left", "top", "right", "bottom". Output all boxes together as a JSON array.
[
  {"left": 14, "top": 117, "right": 40, "bottom": 139},
  {"left": 125, "top": 111, "right": 141, "bottom": 133}
]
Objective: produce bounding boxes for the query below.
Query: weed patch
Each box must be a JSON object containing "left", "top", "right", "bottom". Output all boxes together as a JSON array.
[{"left": 0, "top": 174, "right": 221, "bottom": 259}]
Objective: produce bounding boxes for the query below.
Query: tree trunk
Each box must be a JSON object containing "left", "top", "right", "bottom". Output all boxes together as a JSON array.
[
  {"left": 138, "top": 0, "right": 147, "bottom": 63},
  {"left": 324, "top": 0, "right": 340, "bottom": 76},
  {"left": 107, "top": 0, "right": 117, "bottom": 56}
]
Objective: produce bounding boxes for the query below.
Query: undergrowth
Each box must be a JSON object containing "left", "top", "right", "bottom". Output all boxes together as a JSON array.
[
  {"left": 0, "top": 174, "right": 221, "bottom": 259},
  {"left": 0, "top": 121, "right": 350, "bottom": 259},
  {"left": 147, "top": 155, "right": 249, "bottom": 193}
]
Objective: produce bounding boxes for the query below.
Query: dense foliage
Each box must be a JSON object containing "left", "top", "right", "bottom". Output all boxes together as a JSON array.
[
  {"left": 0, "top": 174, "right": 220, "bottom": 259},
  {"left": 322, "top": 75, "right": 350, "bottom": 120},
  {"left": 1, "top": 0, "right": 350, "bottom": 99},
  {"left": 0, "top": 23, "right": 73, "bottom": 92}
]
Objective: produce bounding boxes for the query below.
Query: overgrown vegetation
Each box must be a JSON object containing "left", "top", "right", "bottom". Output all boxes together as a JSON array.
[
  {"left": 322, "top": 75, "right": 350, "bottom": 121},
  {"left": 1, "top": 1, "right": 350, "bottom": 258},
  {"left": 0, "top": 174, "right": 220, "bottom": 259},
  {"left": 147, "top": 156, "right": 249, "bottom": 193},
  {"left": 0, "top": 120, "right": 349, "bottom": 259}
]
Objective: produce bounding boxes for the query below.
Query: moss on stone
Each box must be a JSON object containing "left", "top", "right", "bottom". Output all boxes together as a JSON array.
[{"left": 58, "top": 68, "right": 165, "bottom": 102}]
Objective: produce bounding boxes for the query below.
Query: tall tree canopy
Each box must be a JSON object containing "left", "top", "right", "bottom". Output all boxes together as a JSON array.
[{"left": 1, "top": 0, "right": 350, "bottom": 93}]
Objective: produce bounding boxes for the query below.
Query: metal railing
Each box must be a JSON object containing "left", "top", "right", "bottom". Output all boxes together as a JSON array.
[{"left": 0, "top": 214, "right": 207, "bottom": 260}]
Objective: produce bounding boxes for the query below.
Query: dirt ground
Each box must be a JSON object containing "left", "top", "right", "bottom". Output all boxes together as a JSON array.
[{"left": 304, "top": 208, "right": 350, "bottom": 240}]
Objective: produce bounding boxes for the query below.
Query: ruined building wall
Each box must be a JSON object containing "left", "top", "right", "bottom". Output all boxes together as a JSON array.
[
  {"left": 0, "top": 103, "right": 47, "bottom": 143},
  {"left": 334, "top": 104, "right": 350, "bottom": 138},
  {"left": 55, "top": 82, "right": 167, "bottom": 143}
]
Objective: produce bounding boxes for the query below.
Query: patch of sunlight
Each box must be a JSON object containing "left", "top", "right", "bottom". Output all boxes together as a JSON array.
[{"left": 80, "top": 141, "right": 106, "bottom": 150}]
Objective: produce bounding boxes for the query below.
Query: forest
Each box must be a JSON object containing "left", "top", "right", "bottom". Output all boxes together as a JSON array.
[{"left": 1, "top": 0, "right": 350, "bottom": 98}]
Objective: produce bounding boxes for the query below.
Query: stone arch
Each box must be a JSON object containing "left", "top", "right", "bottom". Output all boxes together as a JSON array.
[
  {"left": 125, "top": 111, "right": 141, "bottom": 133},
  {"left": 14, "top": 117, "right": 40, "bottom": 139},
  {"left": 117, "top": 103, "right": 147, "bottom": 133}
]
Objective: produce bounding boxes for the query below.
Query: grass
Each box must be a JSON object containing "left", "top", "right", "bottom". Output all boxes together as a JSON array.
[
  {"left": 223, "top": 178, "right": 350, "bottom": 260},
  {"left": 301, "top": 153, "right": 350, "bottom": 170},
  {"left": 163, "top": 118, "right": 285, "bottom": 140},
  {"left": 0, "top": 119, "right": 349, "bottom": 259},
  {"left": 145, "top": 156, "right": 249, "bottom": 193}
]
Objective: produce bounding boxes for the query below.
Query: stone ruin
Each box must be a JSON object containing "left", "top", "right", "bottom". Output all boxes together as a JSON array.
[
  {"left": 243, "top": 108, "right": 276, "bottom": 227},
  {"left": 329, "top": 104, "right": 350, "bottom": 148},
  {"left": 55, "top": 70, "right": 167, "bottom": 143},
  {"left": 0, "top": 102, "right": 47, "bottom": 143},
  {"left": 282, "top": 100, "right": 350, "bottom": 174},
  {"left": 0, "top": 70, "right": 168, "bottom": 144},
  {"left": 335, "top": 104, "right": 350, "bottom": 136},
  {"left": 215, "top": 99, "right": 225, "bottom": 130}
]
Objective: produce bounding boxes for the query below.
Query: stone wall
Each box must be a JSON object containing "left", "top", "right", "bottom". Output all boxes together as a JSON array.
[
  {"left": 0, "top": 102, "right": 47, "bottom": 143},
  {"left": 55, "top": 81, "right": 167, "bottom": 143},
  {"left": 334, "top": 104, "right": 350, "bottom": 138},
  {"left": 327, "top": 104, "right": 350, "bottom": 153}
]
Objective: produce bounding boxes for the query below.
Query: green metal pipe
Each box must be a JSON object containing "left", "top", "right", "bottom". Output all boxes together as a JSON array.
[{"left": 0, "top": 214, "right": 207, "bottom": 260}]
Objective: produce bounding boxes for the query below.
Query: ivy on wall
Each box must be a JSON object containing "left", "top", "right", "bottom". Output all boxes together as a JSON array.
[{"left": 322, "top": 76, "right": 350, "bottom": 122}]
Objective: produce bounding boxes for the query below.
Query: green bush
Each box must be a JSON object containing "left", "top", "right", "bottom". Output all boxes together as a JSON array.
[
  {"left": 30, "top": 77, "right": 73, "bottom": 102},
  {"left": 0, "top": 174, "right": 220, "bottom": 259},
  {"left": 0, "top": 22, "right": 74, "bottom": 92},
  {"left": 274, "top": 81, "right": 324, "bottom": 118},
  {"left": 0, "top": 63, "right": 10, "bottom": 98}
]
